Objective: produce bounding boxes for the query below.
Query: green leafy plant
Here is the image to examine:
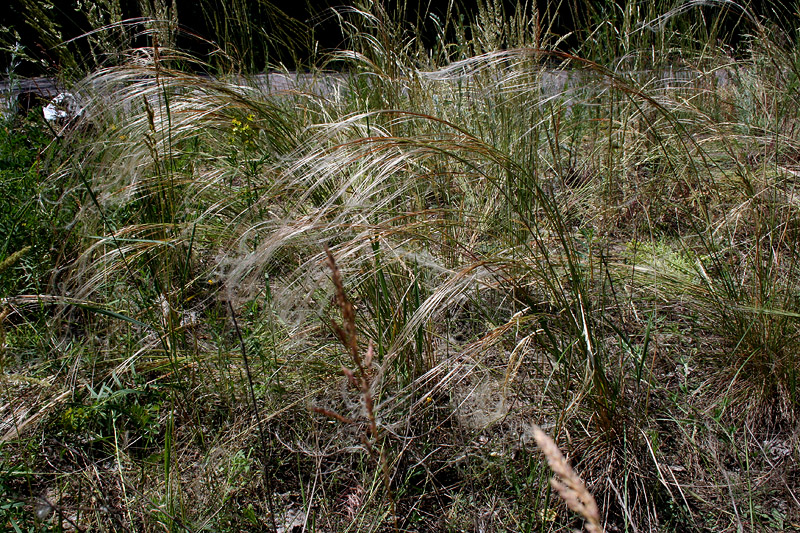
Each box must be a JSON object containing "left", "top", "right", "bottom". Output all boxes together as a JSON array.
[{"left": 0, "top": 109, "right": 59, "bottom": 297}]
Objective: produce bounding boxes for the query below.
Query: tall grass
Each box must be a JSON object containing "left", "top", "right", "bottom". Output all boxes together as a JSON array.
[{"left": 3, "top": 0, "right": 800, "bottom": 531}]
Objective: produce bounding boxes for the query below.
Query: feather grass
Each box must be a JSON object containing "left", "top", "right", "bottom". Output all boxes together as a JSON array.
[{"left": 4, "top": 1, "right": 800, "bottom": 530}]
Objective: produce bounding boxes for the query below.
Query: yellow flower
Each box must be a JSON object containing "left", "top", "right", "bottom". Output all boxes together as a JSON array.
[{"left": 538, "top": 508, "right": 557, "bottom": 522}]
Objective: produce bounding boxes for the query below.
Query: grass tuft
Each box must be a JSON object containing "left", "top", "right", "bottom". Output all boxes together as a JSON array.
[{"left": 3, "top": 1, "right": 800, "bottom": 530}]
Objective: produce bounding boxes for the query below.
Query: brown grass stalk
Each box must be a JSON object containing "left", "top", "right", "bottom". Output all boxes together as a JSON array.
[{"left": 315, "top": 246, "right": 398, "bottom": 531}]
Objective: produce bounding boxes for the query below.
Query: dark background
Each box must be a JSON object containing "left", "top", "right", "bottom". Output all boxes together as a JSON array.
[{"left": 1, "top": 0, "right": 795, "bottom": 76}]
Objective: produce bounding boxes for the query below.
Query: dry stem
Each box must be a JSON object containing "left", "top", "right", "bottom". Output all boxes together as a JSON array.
[{"left": 315, "top": 246, "right": 398, "bottom": 531}]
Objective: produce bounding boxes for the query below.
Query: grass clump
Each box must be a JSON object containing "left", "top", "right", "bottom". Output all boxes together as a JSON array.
[{"left": 2, "top": 1, "right": 800, "bottom": 531}]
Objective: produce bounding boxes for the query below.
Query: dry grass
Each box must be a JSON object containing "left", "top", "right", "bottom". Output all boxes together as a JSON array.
[{"left": 2, "top": 1, "right": 800, "bottom": 531}]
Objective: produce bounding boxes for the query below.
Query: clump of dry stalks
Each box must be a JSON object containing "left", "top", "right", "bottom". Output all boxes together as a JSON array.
[
  {"left": 532, "top": 425, "right": 604, "bottom": 533},
  {"left": 313, "top": 247, "right": 398, "bottom": 530}
]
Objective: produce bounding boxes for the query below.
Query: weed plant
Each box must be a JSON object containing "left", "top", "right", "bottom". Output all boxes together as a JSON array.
[
  {"left": 0, "top": 108, "right": 66, "bottom": 297},
  {"left": 2, "top": 0, "right": 800, "bottom": 531}
]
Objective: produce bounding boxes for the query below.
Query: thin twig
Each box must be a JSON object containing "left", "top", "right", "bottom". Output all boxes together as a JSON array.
[{"left": 229, "top": 301, "right": 278, "bottom": 532}]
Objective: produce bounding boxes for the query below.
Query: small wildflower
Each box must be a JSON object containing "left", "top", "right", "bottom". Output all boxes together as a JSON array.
[{"left": 538, "top": 508, "right": 557, "bottom": 522}]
